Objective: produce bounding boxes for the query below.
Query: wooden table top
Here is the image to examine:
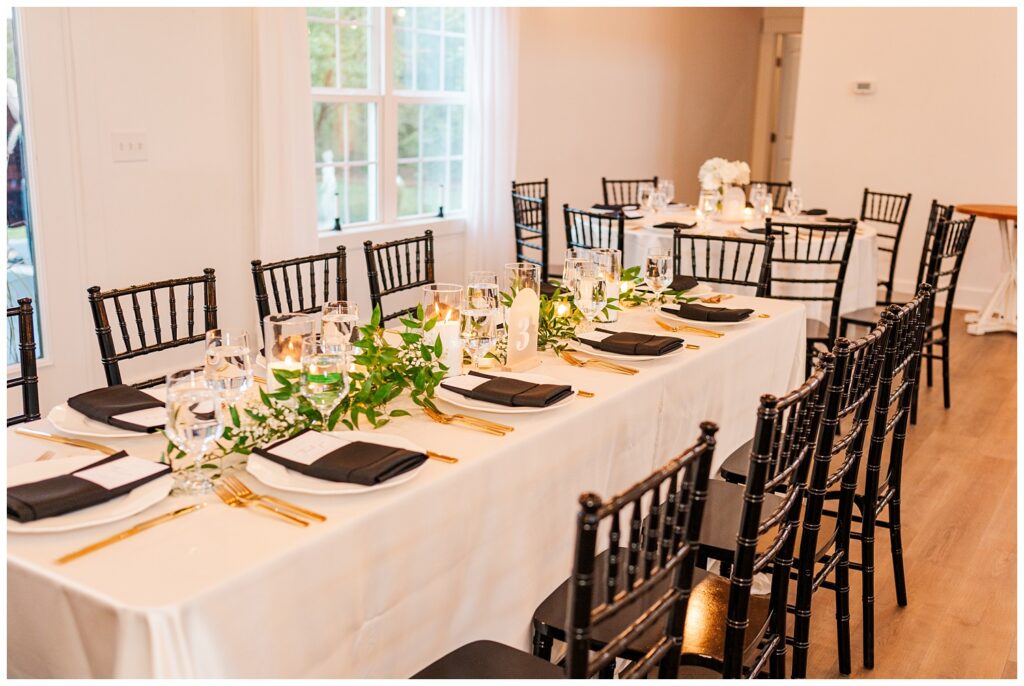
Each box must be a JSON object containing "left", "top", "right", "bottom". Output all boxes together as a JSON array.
[{"left": 955, "top": 204, "right": 1017, "bottom": 221}]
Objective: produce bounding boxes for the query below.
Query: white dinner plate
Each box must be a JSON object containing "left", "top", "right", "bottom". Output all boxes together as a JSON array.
[
  {"left": 8, "top": 455, "right": 174, "bottom": 534},
  {"left": 659, "top": 307, "right": 757, "bottom": 328},
  {"left": 47, "top": 387, "right": 166, "bottom": 439},
  {"left": 245, "top": 430, "right": 426, "bottom": 495},
  {"left": 435, "top": 371, "right": 577, "bottom": 415}
]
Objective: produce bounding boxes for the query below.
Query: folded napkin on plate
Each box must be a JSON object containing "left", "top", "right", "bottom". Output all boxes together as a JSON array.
[
  {"left": 592, "top": 203, "right": 639, "bottom": 212},
  {"left": 669, "top": 275, "right": 699, "bottom": 292},
  {"left": 7, "top": 452, "right": 171, "bottom": 523},
  {"left": 801, "top": 208, "right": 827, "bottom": 216},
  {"left": 578, "top": 328, "right": 683, "bottom": 356},
  {"left": 741, "top": 226, "right": 788, "bottom": 236},
  {"left": 67, "top": 384, "right": 165, "bottom": 433},
  {"left": 254, "top": 429, "right": 426, "bottom": 486},
  {"left": 441, "top": 371, "right": 573, "bottom": 408},
  {"left": 653, "top": 221, "right": 696, "bottom": 230},
  {"left": 662, "top": 303, "right": 754, "bottom": 323}
]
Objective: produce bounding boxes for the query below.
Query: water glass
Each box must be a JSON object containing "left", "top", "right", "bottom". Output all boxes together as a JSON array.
[
  {"left": 468, "top": 270, "right": 498, "bottom": 285},
  {"left": 758, "top": 190, "right": 774, "bottom": 218},
  {"left": 460, "top": 307, "right": 500, "bottom": 368},
  {"left": 644, "top": 249, "right": 673, "bottom": 310},
  {"left": 591, "top": 247, "right": 622, "bottom": 322},
  {"left": 784, "top": 187, "right": 803, "bottom": 217},
  {"left": 637, "top": 182, "right": 655, "bottom": 210},
  {"left": 573, "top": 262, "right": 608, "bottom": 333},
  {"left": 165, "top": 370, "right": 224, "bottom": 495},
  {"left": 203, "top": 329, "right": 253, "bottom": 404},
  {"left": 563, "top": 258, "right": 590, "bottom": 293},
  {"left": 504, "top": 262, "right": 540, "bottom": 295},
  {"left": 321, "top": 300, "right": 359, "bottom": 354},
  {"left": 301, "top": 339, "right": 350, "bottom": 428},
  {"left": 467, "top": 281, "right": 500, "bottom": 310},
  {"left": 650, "top": 190, "right": 668, "bottom": 214},
  {"left": 697, "top": 188, "right": 718, "bottom": 226},
  {"left": 749, "top": 184, "right": 767, "bottom": 220},
  {"left": 658, "top": 179, "right": 675, "bottom": 204}
]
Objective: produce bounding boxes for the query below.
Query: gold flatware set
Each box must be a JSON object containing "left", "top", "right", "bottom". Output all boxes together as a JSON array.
[
  {"left": 423, "top": 405, "right": 513, "bottom": 436},
  {"left": 559, "top": 350, "right": 639, "bottom": 375},
  {"left": 655, "top": 319, "right": 725, "bottom": 338}
]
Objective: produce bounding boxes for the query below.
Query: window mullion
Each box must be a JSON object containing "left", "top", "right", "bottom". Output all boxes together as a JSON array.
[{"left": 381, "top": 7, "right": 397, "bottom": 225}]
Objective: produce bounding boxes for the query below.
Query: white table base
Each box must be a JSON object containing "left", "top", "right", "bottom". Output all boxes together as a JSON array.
[{"left": 965, "top": 218, "right": 1016, "bottom": 335}]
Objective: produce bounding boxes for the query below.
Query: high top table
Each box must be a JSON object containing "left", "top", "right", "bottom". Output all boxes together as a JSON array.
[{"left": 955, "top": 204, "right": 1016, "bottom": 335}]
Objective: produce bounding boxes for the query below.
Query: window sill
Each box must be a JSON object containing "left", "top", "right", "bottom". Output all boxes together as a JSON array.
[{"left": 317, "top": 214, "right": 466, "bottom": 243}]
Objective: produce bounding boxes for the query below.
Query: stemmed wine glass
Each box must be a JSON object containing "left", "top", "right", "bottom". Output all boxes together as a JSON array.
[
  {"left": 650, "top": 190, "right": 668, "bottom": 214},
  {"left": 301, "top": 339, "right": 350, "bottom": 430},
  {"left": 460, "top": 306, "right": 500, "bottom": 369},
  {"left": 749, "top": 183, "right": 767, "bottom": 221},
  {"left": 563, "top": 257, "right": 590, "bottom": 293},
  {"left": 468, "top": 270, "right": 498, "bottom": 286},
  {"left": 697, "top": 188, "right": 718, "bottom": 227},
  {"left": 644, "top": 249, "right": 672, "bottom": 310},
  {"left": 572, "top": 261, "right": 608, "bottom": 333},
  {"left": 165, "top": 370, "right": 225, "bottom": 495},
  {"left": 467, "top": 280, "right": 500, "bottom": 310},
  {"left": 203, "top": 329, "right": 254, "bottom": 405},
  {"left": 637, "top": 182, "right": 655, "bottom": 211},
  {"left": 321, "top": 300, "right": 359, "bottom": 354},
  {"left": 784, "top": 187, "right": 803, "bottom": 217},
  {"left": 658, "top": 179, "right": 675, "bottom": 205}
]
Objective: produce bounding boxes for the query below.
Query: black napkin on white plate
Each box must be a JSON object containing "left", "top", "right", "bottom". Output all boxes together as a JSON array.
[
  {"left": 662, "top": 303, "right": 754, "bottom": 323},
  {"left": 7, "top": 452, "right": 171, "bottom": 523},
  {"left": 824, "top": 217, "right": 857, "bottom": 223},
  {"left": 592, "top": 203, "right": 639, "bottom": 212},
  {"left": 741, "top": 226, "right": 789, "bottom": 236},
  {"left": 254, "top": 429, "right": 426, "bottom": 486},
  {"left": 579, "top": 328, "right": 683, "bottom": 356},
  {"left": 441, "top": 371, "right": 573, "bottom": 408},
  {"left": 669, "top": 275, "right": 699, "bottom": 292},
  {"left": 652, "top": 221, "right": 696, "bottom": 230},
  {"left": 801, "top": 208, "right": 827, "bottom": 216},
  {"left": 67, "top": 384, "right": 165, "bottom": 433}
]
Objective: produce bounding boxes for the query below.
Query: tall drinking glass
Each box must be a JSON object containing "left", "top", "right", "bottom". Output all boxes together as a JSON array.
[
  {"left": 749, "top": 184, "right": 767, "bottom": 221},
  {"left": 658, "top": 179, "right": 675, "bottom": 204},
  {"left": 301, "top": 339, "right": 350, "bottom": 429},
  {"left": 697, "top": 188, "right": 718, "bottom": 227},
  {"left": 460, "top": 307, "right": 500, "bottom": 368},
  {"left": 591, "top": 248, "right": 622, "bottom": 323},
  {"left": 504, "top": 262, "right": 541, "bottom": 295},
  {"left": 644, "top": 249, "right": 673, "bottom": 310},
  {"left": 573, "top": 262, "right": 608, "bottom": 333},
  {"left": 467, "top": 281, "right": 500, "bottom": 310},
  {"left": 784, "top": 187, "right": 803, "bottom": 217},
  {"left": 321, "top": 300, "right": 359, "bottom": 354},
  {"left": 563, "top": 257, "right": 589, "bottom": 293},
  {"left": 637, "top": 182, "right": 655, "bottom": 211},
  {"left": 165, "top": 370, "right": 224, "bottom": 494},
  {"left": 468, "top": 270, "right": 498, "bottom": 285},
  {"left": 651, "top": 190, "right": 668, "bottom": 214},
  {"left": 204, "top": 329, "right": 253, "bottom": 404}
]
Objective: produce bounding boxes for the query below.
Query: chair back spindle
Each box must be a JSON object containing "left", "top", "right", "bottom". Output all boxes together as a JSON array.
[
  {"left": 251, "top": 246, "right": 348, "bottom": 323},
  {"left": 860, "top": 189, "right": 912, "bottom": 305},
  {"left": 563, "top": 205, "right": 626, "bottom": 264},
  {"left": 6, "top": 297, "right": 40, "bottom": 425},
  {"left": 602, "top": 176, "right": 658, "bottom": 207},
  {"left": 363, "top": 230, "right": 435, "bottom": 324},
  {"left": 672, "top": 231, "right": 774, "bottom": 296},
  {"left": 512, "top": 179, "right": 551, "bottom": 281}
]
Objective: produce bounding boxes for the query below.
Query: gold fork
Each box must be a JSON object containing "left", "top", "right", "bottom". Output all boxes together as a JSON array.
[
  {"left": 655, "top": 319, "right": 725, "bottom": 338},
  {"left": 560, "top": 350, "right": 639, "bottom": 375},
  {"left": 423, "top": 406, "right": 508, "bottom": 436},
  {"left": 436, "top": 408, "right": 514, "bottom": 433},
  {"left": 222, "top": 475, "right": 327, "bottom": 522},
  {"left": 213, "top": 483, "right": 309, "bottom": 527}
]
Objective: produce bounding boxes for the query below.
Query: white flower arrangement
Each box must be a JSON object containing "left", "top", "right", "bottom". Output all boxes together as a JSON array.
[{"left": 698, "top": 158, "right": 751, "bottom": 190}]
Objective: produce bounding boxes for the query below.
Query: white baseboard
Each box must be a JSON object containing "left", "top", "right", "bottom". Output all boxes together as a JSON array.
[{"left": 891, "top": 279, "right": 994, "bottom": 311}]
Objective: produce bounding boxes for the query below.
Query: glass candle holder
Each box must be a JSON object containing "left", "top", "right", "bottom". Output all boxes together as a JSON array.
[
  {"left": 422, "top": 283, "right": 464, "bottom": 376},
  {"left": 504, "top": 262, "right": 541, "bottom": 295},
  {"left": 263, "top": 313, "right": 316, "bottom": 391}
]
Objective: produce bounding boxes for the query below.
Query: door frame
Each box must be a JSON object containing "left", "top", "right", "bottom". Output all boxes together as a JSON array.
[{"left": 750, "top": 8, "right": 804, "bottom": 181}]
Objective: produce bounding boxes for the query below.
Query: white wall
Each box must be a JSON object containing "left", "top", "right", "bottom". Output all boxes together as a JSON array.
[
  {"left": 790, "top": 7, "right": 1017, "bottom": 308},
  {"left": 516, "top": 7, "right": 762, "bottom": 268},
  {"left": 14, "top": 8, "right": 464, "bottom": 414}
]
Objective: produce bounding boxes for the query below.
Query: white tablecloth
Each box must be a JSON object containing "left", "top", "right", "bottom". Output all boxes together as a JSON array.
[
  {"left": 616, "top": 208, "right": 879, "bottom": 324},
  {"left": 7, "top": 298, "right": 805, "bottom": 678}
]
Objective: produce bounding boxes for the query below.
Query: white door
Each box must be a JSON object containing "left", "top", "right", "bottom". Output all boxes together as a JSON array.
[{"left": 770, "top": 34, "right": 802, "bottom": 182}]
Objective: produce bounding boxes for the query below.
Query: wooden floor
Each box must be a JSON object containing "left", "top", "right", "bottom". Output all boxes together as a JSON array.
[{"left": 805, "top": 312, "right": 1017, "bottom": 678}]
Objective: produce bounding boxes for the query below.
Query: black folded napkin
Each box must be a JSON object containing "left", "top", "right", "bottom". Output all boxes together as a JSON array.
[
  {"left": 67, "top": 384, "right": 165, "bottom": 433},
  {"left": 592, "top": 203, "right": 639, "bottom": 212},
  {"left": 540, "top": 281, "right": 560, "bottom": 298},
  {"left": 441, "top": 371, "right": 573, "bottom": 408},
  {"left": 824, "top": 217, "right": 856, "bottom": 223},
  {"left": 7, "top": 452, "right": 171, "bottom": 523},
  {"left": 662, "top": 303, "right": 754, "bottom": 323},
  {"left": 741, "top": 226, "right": 789, "bottom": 236},
  {"left": 254, "top": 429, "right": 427, "bottom": 486},
  {"left": 802, "top": 208, "right": 827, "bottom": 216},
  {"left": 653, "top": 221, "right": 696, "bottom": 230},
  {"left": 579, "top": 328, "right": 683, "bottom": 356},
  {"left": 669, "top": 275, "right": 699, "bottom": 292}
]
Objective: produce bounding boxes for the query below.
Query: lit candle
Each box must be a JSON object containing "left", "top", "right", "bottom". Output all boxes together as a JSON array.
[
  {"left": 263, "top": 313, "right": 316, "bottom": 391},
  {"left": 556, "top": 300, "right": 570, "bottom": 317},
  {"left": 268, "top": 335, "right": 304, "bottom": 391},
  {"left": 422, "top": 284, "right": 463, "bottom": 378},
  {"left": 743, "top": 207, "right": 753, "bottom": 219}
]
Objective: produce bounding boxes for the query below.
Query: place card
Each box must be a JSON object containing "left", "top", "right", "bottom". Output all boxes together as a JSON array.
[
  {"left": 262, "top": 431, "right": 350, "bottom": 467},
  {"left": 576, "top": 330, "right": 615, "bottom": 346},
  {"left": 75, "top": 455, "right": 169, "bottom": 490},
  {"left": 111, "top": 406, "right": 167, "bottom": 430},
  {"left": 440, "top": 374, "right": 490, "bottom": 392}
]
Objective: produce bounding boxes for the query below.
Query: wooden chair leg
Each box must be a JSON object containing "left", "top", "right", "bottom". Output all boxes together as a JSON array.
[
  {"left": 941, "top": 341, "right": 951, "bottom": 409},
  {"left": 835, "top": 554, "right": 853, "bottom": 675},
  {"left": 910, "top": 375, "right": 920, "bottom": 425},
  {"left": 790, "top": 574, "right": 812, "bottom": 678},
  {"left": 889, "top": 495, "right": 908, "bottom": 607},
  {"left": 925, "top": 343, "right": 934, "bottom": 387}
]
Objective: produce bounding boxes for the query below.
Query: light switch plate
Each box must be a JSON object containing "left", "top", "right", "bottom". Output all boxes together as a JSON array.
[
  {"left": 852, "top": 80, "right": 875, "bottom": 95},
  {"left": 111, "top": 131, "right": 147, "bottom": 162}
]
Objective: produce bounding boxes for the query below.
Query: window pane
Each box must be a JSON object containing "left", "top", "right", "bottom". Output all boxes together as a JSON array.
[
  {"left": 448, "top": 160, "right": 463, "bottom": 211},
  {"left": 393, "top": 28, "right": 414, "bottom": 90},
  {"left": 339, "top": 24, "right": 368, "bottom": 89},
  {"left": 307, "top": 8, "right": 336, "bottom": 20},
  {"left": 338, "top": 7, "right": 367, "bottom": 23},
  {"left": 421, "top": 161, "right": 445, "bottom": 215},
  {"left": 347, "top": 165, "right": 372, "bottom": 223},
  {"left": 422, "top": 105, "right": 446, "bottom": 158},
  {"left": 393, "top": 7, "right": 412, "bottom": 28},
  {"left": 449, "top": 105, "right": 464, "bottom": 156},
  {"left": 397, "top": 163, "right": 419, "bottom": 217},
  {"left": 444, "top": 7, "right": 465, "bottom": 33},
  {"left": 316, "top": 165, "right": 342, "bottom": 230},
  {"left": 397, "top": 104, "right": 419, "bottom": 159},
  {"left": 444, "top": 36, "right": 464, "bottom": 92},
  {"left": 416, "top": 32, "right": 441, "bottom": 91},
  {"left": 346, "top": 102, "right": 372, "bottom": 162},
  {"left": 312, "top": 102, "right": 343, "bottom": 163},
  {"left": 308, "top": 21, "right": 337, "bottom": 88},
  {"left": 416, "top": 7, "right": 441, "bottom": 30}
]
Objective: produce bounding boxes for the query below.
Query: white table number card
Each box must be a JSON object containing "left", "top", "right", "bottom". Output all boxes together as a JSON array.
[{"left": 505, "top": 287, "right": 540, "bottom": 371}]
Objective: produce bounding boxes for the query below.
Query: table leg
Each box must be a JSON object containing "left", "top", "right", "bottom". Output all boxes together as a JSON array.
[{"left": 966, "top": 219, "right": 1016, "bottom": 335}]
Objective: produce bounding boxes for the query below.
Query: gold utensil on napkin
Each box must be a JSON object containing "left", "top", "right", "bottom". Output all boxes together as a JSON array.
[
  {"left": 214, "top": 484, "right": 309, "bottom": 527},
  {"left": 654, "top": 319, "right": 725, "bottom": 339},
  {"left": 426, "top": 451, "right": 459, "bottom": 464},
  {"left": 16, "top": 429, "right": 119, "bottom": 455},
  {"left": 423, "top": 406, "right": 507, "bottom": 436},
  {"left": 56, "top": 503, "right": 205, "bottom": 564},
  {"left": 559, "top": 350, "right": 639, "bottom": 375},
  {"left": 222, "top": 475, "right": 327, "bottom": 522}
]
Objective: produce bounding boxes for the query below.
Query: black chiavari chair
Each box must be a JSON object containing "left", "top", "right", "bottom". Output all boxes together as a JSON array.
[
  {"left": 363, "top": 230, "right": 435, "bottom": 324},
  {"left": 532, "top": 367, "right": 829, "bottom": 678},
  {"left": 745, "top": 180, "right": 792, "bottom": 209},
  {"left": 860, "top": 189, "right": 912, "bottom": 306},
  {"left": 672, "top": 231, "right": 774, "bottom": 296},
  {"left": 766, "top": 217, "right": 857, "bottom": 374},
  {"left": 413, "top": 423, "right": 718, "bottom": 679},
  {"left": 512, "top": 179, "right": 552, "bottom": 281},
  {"left": 602, "top": 176, "right": 658, "bottom": 207},
  {"left": 849, "top": 286, "right": 931, "bottom": 669},
  {"left": 564, "top": 205, "right": 625, "bottom": 263},
  {"left": 87, "top": 269, "right": 218, "bottom": 389},
  {"left": 7, "top": 297, "right": 40, "bottom": 425},
  {"left": 251, "top": 246, "right": 347, "bottom": 322}
]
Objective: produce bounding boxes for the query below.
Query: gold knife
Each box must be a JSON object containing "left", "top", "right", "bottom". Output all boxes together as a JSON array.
[
  {"left": 56, "top": 503, "right": 205, "bottom": 564},
  {"left": 426, "top": 451, "right": 459, "bottom": 464},
  {"left": 16, "top": 429, "right": 119, "bottom": 455}
]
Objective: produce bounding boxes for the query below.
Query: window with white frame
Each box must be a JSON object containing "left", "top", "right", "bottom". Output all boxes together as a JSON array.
[{"left": 309, "top": 7, "right": 466, "bottom": 231}]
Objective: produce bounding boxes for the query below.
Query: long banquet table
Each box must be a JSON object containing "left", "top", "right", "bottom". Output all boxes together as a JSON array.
[{"left": 7, "top": 296, "right": 805, "bottom": 678}]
